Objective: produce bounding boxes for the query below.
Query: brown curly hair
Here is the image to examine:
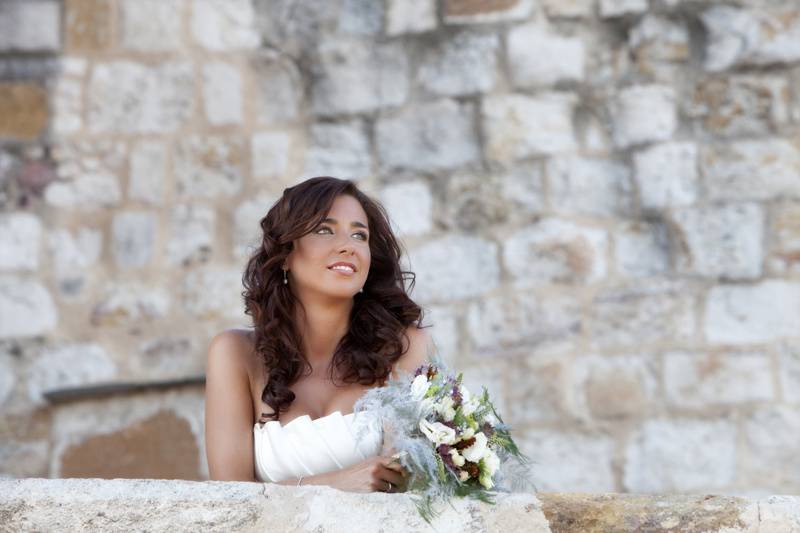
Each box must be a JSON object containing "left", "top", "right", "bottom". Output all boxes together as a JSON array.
[{"left": 242, "top": 176, "right": 427, "bottom": 423}]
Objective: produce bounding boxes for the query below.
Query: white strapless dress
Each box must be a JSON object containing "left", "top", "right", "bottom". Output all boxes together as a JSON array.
[{"left": 253, "top": 410, "right": 384, "bottom": 483}]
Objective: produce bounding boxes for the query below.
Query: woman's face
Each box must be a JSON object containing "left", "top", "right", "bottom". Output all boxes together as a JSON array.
[{"left": 285, "top": 194, "right": 371, "bottom": 300}]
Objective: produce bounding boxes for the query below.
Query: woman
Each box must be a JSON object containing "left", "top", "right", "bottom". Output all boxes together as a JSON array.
[{"left": 205, "top": 176, "right": 434, "bottom": 493}]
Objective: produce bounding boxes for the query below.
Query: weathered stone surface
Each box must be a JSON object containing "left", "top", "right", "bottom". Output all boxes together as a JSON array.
[
  {"left": 252, "top": 52, "right": 302, "bottom": 125},
  {"left": 599, "top": 0, "right": 648, "bottom": 18},
  {"left": 26, "top": 343, "right": 117, "bottom": 405},
  {"left": 46, "top": 228, "right": 102, "bottom": 299},
  {"left": 112, "top": 211, "right": 157, "bottom": 269},
  {"left": 742, "top": 406, "right": 800, "bottom": 489},
  {"left": 90, "top": 284, "right": 170, "bottom": 326},
  {"left": 691, "top": 76, "right": 790, "bottom": 138},
  {"left": 304, "top": 121, "right": 371, "bottom": 179},
  {"left": 202, "top": 62, "right": 243, "bottom": 125},
  {"left": 701, "top": 6, "right": 800, "bottom": 71},
  {"left": 548, "top": 156, "right": 632, "bottom": 217},
  {"left": 624, "top": 418, "right": 737, "bottom": 492},
  {"left": 252, "top": 132, "right": 291, "bottom": 179},
  {"left": 174, "top": 137, "right": 244, "bottom": 199},
  {"left": 233, "top": 192, "right": 275, "bottom": 260},
  {"left": 705, "top": 280, "right": 800, "bottom": 345},
  {"left": 379, "top": 180, "right": 433, "bottom": 237},
  {"left": 613, "top": 221, "right": 670, "bottom": 278},
  {"left": 701, "top": 139, "right": 800, "bottom": 202},
  {"left": 766, "top": 202, "right": 800, "bottom": 274},
  {"left": 191, "top": 0, "right": 259, "bottom": 51},
  {"left": 443, "top": 0, "right": 535, "bottom": 24},
  {"left": 466, "top": 290, "right": 581, "bottom": 352},
  {"left": 338, "top": 0, "right": 383, "bottom": 35},
  {"left": 44, "top": 174, "right": 122, "bottom": 209},
  {"left": 0, "top": 83, "right": 48, "bottom": 140},
  {"left": 499, "top": 163, "right": 546, "bottom": 218},
  {"left": 311, "top": 39, "right": 408, "bottom": 117},
  {"left": 423, "top": 305, "right": 460, "bottom": 366},
  {"left": 629, "top": 15, "right": 690, "bottom": 69},
  {"left": 542, "top": 0, "right": 594, "bottom": 18},
  {"left": 779, "top": 342, "right": 800, "bottom": 403},
  {"left": 506, "top": 353, "right": 567, "bottom": 423},
  {"left": 167, "top": 205, "right": 215, "bottom": 267},
  {"left": 376, "top": 100, "right": 479, "bottom": 172},
  {"left": 128, "top": 141, "right": 167, "bottom": 206},
  {"left": 440, "top": 171, "right": 509, "bottom": 231},
  {"left": 520, "top": 429, "right": 616, "bottom": 491},
  {"left": 669, "top": 203, "right": 764, "bottom": 280},
  {"left": 0, "top": 0, "right": 60, "bottom": 51},
  {"left": 131, "top": 337, "right": 202, "bottom": 380},
  {"left": 181, "top": 268, "right": 246, "bottom": 321},
  {"left": 0, "top": 212, "right": 41, "bottom": 271},
  {"left": 418, "top": 32, "right": 499, "bottom": 97},
  {"left": 503, "top": 218, "right": 608, "bottom": 284},
  {"left": 664, "top": 350, "right": 774, "bottom": 408},
  {"left": 570, "top": 354, "right": 659, "bottom": 420},
  {"left": 483, "top": 93, "right": 577, "bottom": 161},
  {"left": 408, "top": 236, "right": 500, "bottom": 302},
  {"left": 0, "top": 352, "right": 15, "bottom": 407},
  {"left": 587, "top": 281, "right": 696, "bottom": 350},
  {"left": 88, "top": 62, "right": 194, "bottom": 133},
  {"left": 0, "top": 277, "right": 57, "bottom": 338},
  {"left": 120, "top": 0, "right": 182, "bottom": 51},
  {"left": 64, "top": 0, "right": 113, "bottom": 51},
  {"left": 0, "top": 440, "right": 48, "bottom": 478},
  {"left": 633, "top": 141, "right": 698, "bottom": 209},
  {"left": 386, "top": 0, "right": 437, "bottom": 35},
  {"left": 611, "top": 85, "right": 677, "bottom": 149},
  {"left": 51, "top": 77, "right": 82, "bottom": 135},
  {"left": 507, "top": 24, "right": 585, "bottom": 88}
]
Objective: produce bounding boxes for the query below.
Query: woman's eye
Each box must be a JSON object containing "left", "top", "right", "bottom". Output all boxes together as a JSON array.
[
  {"left": 355, "top": 232, "right": 368, "bottom": 241},
  {"left": 315, "top": 227, "right": 368, "bottom": 241}
]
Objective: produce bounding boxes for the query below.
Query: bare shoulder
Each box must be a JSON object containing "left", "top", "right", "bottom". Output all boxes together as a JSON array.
[
  {"left": 207, "top": 328, "right": 257, "bottom": 374},
  {"left": 395, "top": 325, "right": 435, "bottom": 376}
]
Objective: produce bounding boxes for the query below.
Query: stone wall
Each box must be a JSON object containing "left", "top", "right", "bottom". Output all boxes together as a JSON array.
[{"left": 1, "top": 0, "right": 799, "bottom": 496}]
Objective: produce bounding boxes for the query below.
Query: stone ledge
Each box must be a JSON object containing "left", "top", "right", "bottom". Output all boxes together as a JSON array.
[{"left": 1, "top": 479, "right": 798, "bottom": 532}]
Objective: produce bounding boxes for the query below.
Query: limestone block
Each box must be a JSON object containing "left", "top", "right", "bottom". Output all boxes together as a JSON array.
[
  {"left": 181, "top": 268, "right": 246, "bottom": 321},
  {"left": 542, "top": 0, "right": 594, "bottom": 18},
  {"left": 233, "top": 192, "right": 276, "bottom": 260},
  {"left": 0, "top": 277, "right": 57, "bottom": 338},
  {"left": 64, "top": 0, "right": 113, "bottom": 51},
  {"left": 599, "top": 0, "right": 648, "bottom": 18},
  {"left": 52, "top": 78, "right": 83, "bottom": 135},
  {"left": 379, "top": 181, "right": 433, "bottom": 237},
  {"left": 505, "top": 353, "right": 567, "bottom": 424},
  {"left": 483, "top": 93, "right": 577, "bottom": 161},
  {"left": 253, "top": 52, "right": 302, "bottom": 125},
  {"left": 418, "top": 32, "right": 499, "bottom": 96},
  {"left": 26, "top": 343, "right": 117, "bottom": 405},
  {"left": 548, "top": 156, "right": 633, "bottom": 217},
  {"left": 46, "top": 227, "right": 102, "bottom": 299},
  {"left": 669, "top": 203, "right": 764, "bottom": 280},
  {"left": 610, "top": 84, "right": 677, "bottom": 149},
  {"left": 407, "top": 235, "right": 500, "bottom": 302},
  {"left": 633, "top": 141, "right": 698, "bottom": 209},
  {"left": 0, "top": 83, "right": 48, "bottom": 140},
  {"left": 0, "top": 352, "right": 14, "bottom": 407},
  {"left": 613, "top": 221, "right": 670, "bottom": 278},
  {"left": 705, "top": 280, "right": 800, "bottom": 344},
  {"left": 338, "top": 0, "right": 383, "bottom": 35},
  {"left": 570, "top": 354, "right": 659, "bottom": 420},
  {"left": 44, "top": 174, "right": 122, "bottom": 209},
  {"left": 311, "top": 39, "right": 408, "bottom": 117},
  {"left": 252, "top": 132, "right": 291, "bottom": 179},
  {"left": 88, "top": 62, "right": 194, "bottom": 133},
  {"left": 376, "top": 100, "right": 479, "bottom": 172},
  {"left": 90, "top": 283, "right": 170, "bottom": 326},
  {"left": 587, "top": 281, "right": 696, "bottom": 350},
  {"left": 202, "top": 62, "right": 243, "bottom": 126},
  {"left": 779, "top": 342, "right": 800, "bottom": 404},
  {"left": 521, "top": 429, "right": 616, "bottom": 491},
  {"left": 701, "top": 5, "right": 800, "bottom": 71},
  {"left": 440, "top": 171, "right": 510, "bottom": 231},
  {"left": 131, "top": 337, "right": 203, "bottom": 380},
  {"left": 0, "top": 0, "right": 60, "bottom": 51},
  {"left": 191, "top": 0, "right": 259, "bottom": 51},
  {"left": 167, "top": 205, "right": 215, "bottom": 267},
  {"left": 304, "top": 121, "right": 371, "bottom": 179},
  {"left": 629, "top": 15, "right": 690, "bottom": 66},
  {"left": 423, "top": 305, "right": 460, "bottom": 366},
  {"left": 769, "top": 202, "right": 800, "bottom": 275},
  {"left": 443, "top": 0, "right": 536, "bottom": 24},
  {"left": 664, "top": 350, "right": 774, "bottom": 408},
  {"left": 701, "top": 139, "right": 800, "bottom": 202},
  {"left": 503, "top": 218, "right": 608, "bottom": 284},
  {"left": 128, "top": 141, "right": 167, "bottom": 206},
  {"left": 386, "top": 0, "right": 437, "bottom": 35},
  {"left": 624, "top": 418, "right": 737, "bottom": 492},
  {"left": 466, "top": 290, "right": 581, "bottom": 352},
  {"left": 120, "top": 0, "right": 182, "bottom": 51},
  {"left": 111, "top": 211, "right": 156, "bottom": 269},
  {"left": 742, "top": 406, "right": 800, "bottom": 488},
  {"left": 507, "top": 23, "right": 585, "bottom": 88},
  {"left": 0, "top": 212, "right": 41, "bottom": 271},
  {"left": 174, "top": 136, "right": 244, "bottom": 199}
]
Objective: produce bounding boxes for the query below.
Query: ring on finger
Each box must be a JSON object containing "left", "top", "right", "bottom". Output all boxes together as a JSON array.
[{"left": 386, "top": 481, "right": 392, "bottom": 492}]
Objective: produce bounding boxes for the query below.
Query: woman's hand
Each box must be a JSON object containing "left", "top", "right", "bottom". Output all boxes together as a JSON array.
[{"left": 327, "top": 449, "right": 409, "bottom": 493}]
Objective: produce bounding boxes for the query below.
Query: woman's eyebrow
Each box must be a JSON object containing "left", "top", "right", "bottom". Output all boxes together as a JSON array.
[{"left": 322, "top": 217, "right": 368, "bottom": 229}]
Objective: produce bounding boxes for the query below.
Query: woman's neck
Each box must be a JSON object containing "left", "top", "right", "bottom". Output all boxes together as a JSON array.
[{"left": 294, "top": 298, "right": 354, "bottom": 372}]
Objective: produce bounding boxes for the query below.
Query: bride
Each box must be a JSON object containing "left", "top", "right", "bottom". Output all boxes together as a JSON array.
[{"left": 205, "top": 176, "right": 433, "bottom": 493}]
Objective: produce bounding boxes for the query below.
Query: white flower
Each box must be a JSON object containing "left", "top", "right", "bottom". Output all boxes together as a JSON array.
[
  {"left": 482, "top": 449, "right": 500, "bottom": 476},
  {"left": 410, "top": 374, "right": 430, "bottom": 400},
  {"left": 461, "top": 427, "right": 475, "bottom": 440},
  {"left": 419, "top": 419, "right": 456, "bottom": 446},
  {"left": 436, "top": 396, "right": 456, "bottom": 422},
  {"left": 449, "top": 449, "right": 465, "bottom": 467},
  {"left": 461, "top": 396, "right": 480, "bottom": 417},
  {"left": 462, "top": 431, "right": 488, "bottom": 462},
  {"left": 458, "top": 470, "right": 470, "bottom": 482},
  {"left": 479, "top": 472, "right": 494, "bottom": 489}
]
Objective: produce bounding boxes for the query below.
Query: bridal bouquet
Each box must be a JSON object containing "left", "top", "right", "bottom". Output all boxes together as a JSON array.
[{"left": 352, "top": 358, "right": 533, "bottom": 523}]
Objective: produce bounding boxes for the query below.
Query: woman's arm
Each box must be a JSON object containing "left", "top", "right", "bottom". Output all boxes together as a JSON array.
[{"left": 205, "top": 331, "right": 258, "bottom": 481}]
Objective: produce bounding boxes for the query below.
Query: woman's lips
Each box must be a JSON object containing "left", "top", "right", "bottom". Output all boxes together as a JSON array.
[{"left": 328, "top": 266, "right": 356, "bottom": 277}]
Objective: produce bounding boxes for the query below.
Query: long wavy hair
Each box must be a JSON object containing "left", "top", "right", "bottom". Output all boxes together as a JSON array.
[{"left": 242, "top": 176, "right": 427, "bottom": 423}]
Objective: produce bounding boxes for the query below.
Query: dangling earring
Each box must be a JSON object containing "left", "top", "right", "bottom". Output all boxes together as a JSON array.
[
  {"left": 283, "top": 269, "right": 288, "bottom": 285},
  {"left": 359, "top": 287, "right": 363, "bottom": 293}
]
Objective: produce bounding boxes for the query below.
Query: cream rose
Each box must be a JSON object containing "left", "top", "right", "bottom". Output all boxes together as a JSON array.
[
  {"left": 419, "top": 419, "right": 456, "bottom": 446},
  {"left": 462, "top": 431, "right": 488, "bottom": 462}
]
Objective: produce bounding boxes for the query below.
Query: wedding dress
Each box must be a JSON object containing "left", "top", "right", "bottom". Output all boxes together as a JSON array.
[{"left": 253, "top": 410, "right": 383, "bottom": 483}]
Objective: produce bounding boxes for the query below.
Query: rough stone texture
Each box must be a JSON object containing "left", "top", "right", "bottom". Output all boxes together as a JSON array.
[
  {"left": 0, "top": 278, "right": 57, "bottom": 339},
  {"left": 252, "top": 131, "right": 291, "bottom": 180},
  {"left": 779, "top": 342, "right": 800, "bottom": 404},
  {"left": 304, "top": 121, "right": 371, "bottom": 179},
  {"left": 439, "top": 171, "right": 509, "bottom": 231},
  {"left": 338, "top": 0, "right": 384, "bottom": 36},
  {"left": 547, "top": 156, "right": 632, "bottom": 217},
  {"left": 0, "top": 212, "right": 41, "bottom": 271},
  {"left": 444, "top": 0, "right": 536, "bottom": 24},
  {"left": 191, "top": 0, "right": 259, "bottom": 51},
  {"left": 376, "top": 99, "right": 479, "bottom": 172},
  {"left": 521, "top": 429, "right": 616, "bottom": 491},
  {"left": 705, "top": 280, "right": 800, "bottom": 345},
  {"left": 202, "top": 62, "right": 243, "bottom": 125},
  {"left": 26, "top": 343, "right": 117, "bottom": 405},
  {"left": 112, "top": 211, "right": 157, "bottom": 269},
  {"left": 613, "top": 221, "right": 670, "bottom": 278},
  {"left": 90, "top": 284, "right": 170, "bottom": 326},
  {"left": 379, "top": 181, "right": 433, "bottom": 237},
  {"left": 610, "top": 85, "right": 677, "bottom": 148},
  {"left": 0, "top": 83, "right": 48, "bottom": 140},
  {"left": 46, "top": 227, "right": 102, "bottom": 299},
  {"left": 64, "top": 0, "right": 113, "bottom": 51},
  {"left": 181, "top": 268, "right": 247, "bottom": 321},
  {"left": 120, "top": 0, "right": 182, "bottom": 52},
  {"left": 418, "top": 32, "right": 499, "bottom": 97},
  {"left": 767, "top": 202, "right": 800, "bottom": 275},
  {"left": 629, "top": 15, "right": 690, "bottom": 70},
  {"left": 669, "top": 203, "right": 764, "bottom": 280},
  {"left": 174, "top": 137, "right": 244, "bottom": 199},
  {"left": 507, "top": 23, "right": 585, "bottom": 88},
  {"left": 0, "top": 0, "right": 61, "bottom": 52},
  {"left": 742, "top": 405, "right": 800, "bottom": 490},
  {"left": 599, "top": 0, "right": 648, "bottom": 18},
  {"left": 624, "top": 418, "right": 737, "bottom": 492},
  {"left": 386, "top": 0, "right": 437, "bottom": 35},
  {"left": 130, "top": 337, "right": 203, "bottom": 380},
  {"left": 505, "top": 353, "right": 567, "bottom": 424},
  {"left": 233, "top": 192, "right": 276, "bottom": 260},
  {"left": 633, "top": 141, "right": 698, "bottom": 210},
  {"left": 167, "top": 205, "right": 215, "bottom": 267},
  {"left": 51, "top": 77, "right": 83, "bottom": 135},
  {"left": 128, "top": 141, "right": 167, "bottom": 206},
  {"left": 252, "top": 52, "right": 302, "bottom": 125},
  {"left": 542, "top": 0, "right": 594, "bottom": 18},
  {"left": 483, "top": 93, "right": 577, "bottom": 161}
]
